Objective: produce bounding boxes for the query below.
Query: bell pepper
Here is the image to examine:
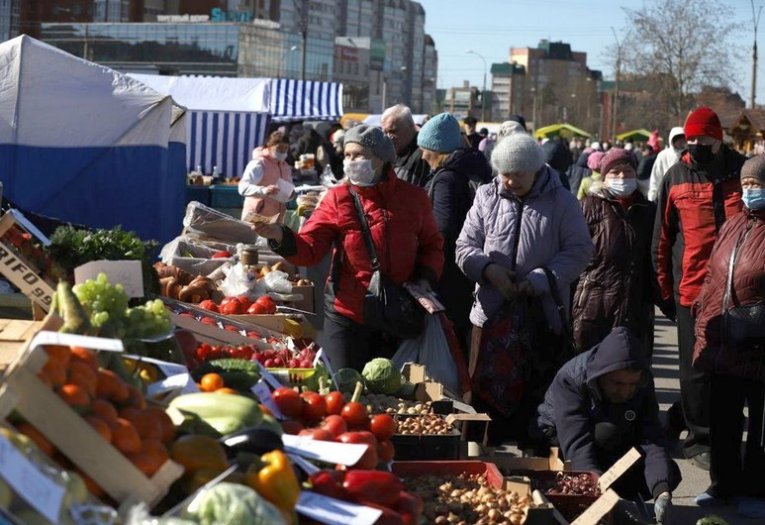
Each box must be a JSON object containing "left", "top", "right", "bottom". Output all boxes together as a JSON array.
[
  {"left": 246, "top": 449, "right": 300, "bottom": 517},
  {"left": 393, "top": 491, "right": 424, "bottom": 525},
  {"left": 342, "top": 470, "right": 404, "bottom": 507},
  {"left": 355, "top": 500, "right": 405, "bottom": 525},
  {"left": 308, "top": 470, "right": 348, "bottom": 500}
]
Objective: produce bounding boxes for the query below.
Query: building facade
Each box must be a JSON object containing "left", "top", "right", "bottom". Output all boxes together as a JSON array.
[
  {"left": 0, "top": 0, "right": 19, "bottom": 42},
  {"left": 490, "top": 61, "right": 525, "bottom": 122}
]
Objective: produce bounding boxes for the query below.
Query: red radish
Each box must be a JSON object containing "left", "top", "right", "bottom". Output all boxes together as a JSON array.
[
  {"left": 369, "top": 414, "right": 397, "bottom": 441},
  {"left": 341, "top": 382, "right": 369, "bottom": 429}
]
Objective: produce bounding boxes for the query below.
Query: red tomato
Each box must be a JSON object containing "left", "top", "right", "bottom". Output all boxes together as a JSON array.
[
  {"left": 220, "top": 301, "right": 245, "bottom": 315},
  {"left": 377, "top": 440, "right": 395, "bottom": 463},
  {"left": 199, "top": 300, "right": 219, "bottom": 312},
  {"left": 247, "top": 302, "right": 269, "bottom": 315},
  {"left": 272, "top": 387, "right": 303, "bottom": 418},
  {"left": 300, "top": 427, "right": 334, "bottom": 441},
  {"left": 301, "top": 392, "right": 327, "bottom": 422},
  {"left": 200, "top": 317, "right": 218, "bottom": 326},
  {"left": 324, "top": 391, "right": 346, "bottom": 415},
  {"left": 235, "top": 295, "right": 253, "bottom": 308},
  {"left": 341, "top": 401, "right": 369, "bottom": 429},
  {"left": 254, "top": 295, "right": 277, "bottom": 314},
  {"left": 281, "top": 419, "right": 304, "bottom": 435},
  {"left": 195, "top": 343, "right": 212, "bottom": 362},
  {"left": 369, "top": 414, "right": 397, "bottom": 441},
  {"left": 321, "top": 414, "right": 348, "bottom": 437}
]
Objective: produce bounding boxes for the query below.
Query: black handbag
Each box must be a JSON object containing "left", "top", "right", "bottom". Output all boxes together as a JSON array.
[
  {"left": 721, "top": 230, "right": 765, "bottom": 344},
  {"left": 349, "top": 189, "right": 425, "bottom": 339}
]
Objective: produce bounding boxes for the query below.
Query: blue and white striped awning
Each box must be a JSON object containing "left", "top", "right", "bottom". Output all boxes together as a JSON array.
[
  {"left": 187, "top": 110, "right": 270, "bottom": 180},
  {"left": 269, "top": 79, "right": 343, "bottom": 122}
]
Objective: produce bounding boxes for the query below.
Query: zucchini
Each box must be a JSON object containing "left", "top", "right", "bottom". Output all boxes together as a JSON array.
[
  {"left": 170, "top": 392, "right": 263, "bottom": 436},
  {"left": 192, "top": 359, "right": 261, "bottom": 390}
]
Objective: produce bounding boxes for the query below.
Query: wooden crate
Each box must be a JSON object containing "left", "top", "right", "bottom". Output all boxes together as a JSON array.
[
  {"left": 170, "top": 311, "right": 276, "bottom": 349},
  {"left": 0, "top": 316, "right": 183, "bottom": 506},
  {"left": 0, "top": 319, "right": 45, "bottom": 374}
]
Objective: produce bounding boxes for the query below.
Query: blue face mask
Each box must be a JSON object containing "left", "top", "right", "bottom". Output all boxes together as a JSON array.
[{"left": 742, "top": 188, "right": 765, "bottom": 210}]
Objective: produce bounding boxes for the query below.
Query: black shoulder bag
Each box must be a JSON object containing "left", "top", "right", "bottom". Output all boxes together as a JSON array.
[{"left": 349, "top": 189, "right": 425, "bottom": 339}]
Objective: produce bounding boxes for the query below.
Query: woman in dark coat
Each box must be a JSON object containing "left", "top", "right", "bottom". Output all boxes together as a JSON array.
[
  {"left": 417, "top": 113, "right": 492, "bottom": 348},
  {"left": 572, "top": 148, "right": 657, "bottom": 355},
  {"left": 692, "top": 154, "right": 765, "bottom": 515}
]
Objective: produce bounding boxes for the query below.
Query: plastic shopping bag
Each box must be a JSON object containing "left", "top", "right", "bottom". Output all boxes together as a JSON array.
[{"left": 392, "top": 314, "right": 459, "bottom": 395}]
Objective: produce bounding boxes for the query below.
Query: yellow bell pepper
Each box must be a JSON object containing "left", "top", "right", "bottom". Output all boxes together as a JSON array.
[{"left": 245, "top": 450, "right": 300, "bottom": 517}]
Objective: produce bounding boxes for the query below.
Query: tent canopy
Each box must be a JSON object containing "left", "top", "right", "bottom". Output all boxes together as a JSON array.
[
  {"left": 615, "top": 129, "right": 652, "bottom": 142},
  {"left": 534, "top": 123, "right": 591, "bottom": 139},
  {"left": 0, "top": 35, "right": 185, "bottom": 243},
  {"left": 270, "top": 78, "right": 343, "bottom": 122},
  {"left": 363, "top": 114, "right": 429, "bottom": 127}
]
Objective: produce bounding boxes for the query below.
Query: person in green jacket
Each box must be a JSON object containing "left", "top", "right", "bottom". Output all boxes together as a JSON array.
[{"left": 577, "top": 151, "right": 605, "bottom": 200}]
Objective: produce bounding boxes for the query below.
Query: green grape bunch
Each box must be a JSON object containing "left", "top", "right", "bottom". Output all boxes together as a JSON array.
[{"left": 73, "top": 273, "right": 171, "bottom": 341}]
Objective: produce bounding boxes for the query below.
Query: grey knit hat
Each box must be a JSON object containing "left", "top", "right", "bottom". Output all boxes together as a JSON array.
[
  {"left": 497, "top": 120, "right": 526, "bottom": 140},
  {"left": 491, "top": 133, "right": 544, "bottom": 174},
  {"left": 343, "top": 124, "right": 396, "bottom": 163},
  {"left": 741, "top": 154, "right": 765, "bottom": 183}
]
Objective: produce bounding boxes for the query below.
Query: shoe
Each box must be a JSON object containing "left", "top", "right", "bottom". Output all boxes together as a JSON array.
[
  {"left": 694, "top": 491, "right": 733, "bottom": 507},
  {"left": 738, "top": 497, "right": 765, "bottom": 518},
  {"left": 690, "top": 452, "right": 710, "bottom": 471}
]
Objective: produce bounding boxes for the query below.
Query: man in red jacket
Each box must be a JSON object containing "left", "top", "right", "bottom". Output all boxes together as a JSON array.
[{"left": 651, "top": 107, "right": 746, "bottom": 470}]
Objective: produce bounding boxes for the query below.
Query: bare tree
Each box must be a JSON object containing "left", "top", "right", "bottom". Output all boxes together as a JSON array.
[{"left": 621, "top": 0, "right": 741, "bottom": 118}]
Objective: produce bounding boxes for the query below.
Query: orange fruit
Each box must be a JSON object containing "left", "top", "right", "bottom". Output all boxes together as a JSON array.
[
  {"left": 40, "top": 359, "right": 67, "bottom": 388},
  {"left": 109, "top": 418, "right": 141, "bottom": 455},
  {"left": 74, "top": 468, "right": 105, "bottom": 499},
  {"left": 216, "top": 387, "right": 239, "bottom": 395},
  {"left": 200, "top": 373, "right": 225, "bottom": 392},
  {"left": 15, "top": 422, "right": 55, "bottom": 457},
  {"left": 68, "top": 361, "right": 98, "bottom": 398},
  {"left": 69, "top": 346, "right": 98, "bottom": 371},
  {"left": 58, "top": 383, "right": 91, "bottom": 411},
  {"left": 84, "top": 416, "right": 112, "bottom": 443},
  {"left": 91, "top": 399, "right": 119, "bottom": 424},
  {"left": 120, "top": 408, "right": 162, "bottom": 441},
  {"left": 144, "top": 407, "right": 176, "bottom": 444},
  {"left": 125, "top": 385, "right": 146, "bottom": 410},
  {"left": 128, "top": 439, "right": 169, "bottom": 477},
  {"left": 44, "top": 345, "right": 71, "bottom": 368},
  {"left": 96, "top": 369, "right": 129, "bottom": 402}
]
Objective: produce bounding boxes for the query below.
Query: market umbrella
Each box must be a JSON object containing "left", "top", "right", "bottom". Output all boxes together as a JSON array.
[
  {"left": 534, "top": 123, "right": 591, "bottom": 139},
  {"left": 615, "top": 129, "right": 652, "bottom": 142}
]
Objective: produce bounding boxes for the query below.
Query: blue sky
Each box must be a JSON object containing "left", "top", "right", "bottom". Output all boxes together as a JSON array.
[{"left": 417, "top": 0, "right": 760, "bottom": 102}]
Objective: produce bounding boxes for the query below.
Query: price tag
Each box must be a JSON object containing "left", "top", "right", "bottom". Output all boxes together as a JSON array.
[
  {"left": 0, "top": 434, "right": 65, "bottom": 523},
  {"left": 251, "top": 380, "right": 285, "bottom": 419},
  {"left": 255, "top": 361, "right": 282, "bottom": 389},
  {"left": 30, "top": 331, "right": 124, "bottom": 353},
  {"left": 74, "top": 260, "right": 144, "bottom": 298},
  {"left": 296, "top": 491, "right": 382, "bottom": 525},
  {"left": 287, "top": 453, "right": 320, "bottom": 475},
  {"left": 282, "top": 434, "right": 368, "bottom": 466},
  {"left": 147, "top": 373, "right": 199, "bottom": 397}
]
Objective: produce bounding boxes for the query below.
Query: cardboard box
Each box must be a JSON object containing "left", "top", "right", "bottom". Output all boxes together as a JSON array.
[{"left": 0, "top": 315, "right": 183, "bottom": 506}]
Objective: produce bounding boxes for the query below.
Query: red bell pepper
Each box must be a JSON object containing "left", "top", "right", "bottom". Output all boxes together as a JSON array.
[
  {"left": 338, "top": 431, "right": 378, "bottom": 469},
  {"left": 308, "top": 470, "right": 348, "bottom": 500},
  {"left": 392, "top": 491, "right": 423, "bottom": 525},
  {"left": 355, "top": 500, "right": 405, "bottom": 525},
  {"left": 342, "top": 470, "right": 404, "bottom": 507}
]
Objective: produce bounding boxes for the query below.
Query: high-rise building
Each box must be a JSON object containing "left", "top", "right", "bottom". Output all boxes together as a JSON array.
[
  {"left": 510, "top": 40, "right": 599, "bottom": 129},
  {"left": 0, "top": 0, "right": 20, "bottom": 42},
  {"left": 490, "top": 61, "right": 526, "bottom": 122},
  {"left": 422, "top": 34, "right": 437, "bottom": 113}
]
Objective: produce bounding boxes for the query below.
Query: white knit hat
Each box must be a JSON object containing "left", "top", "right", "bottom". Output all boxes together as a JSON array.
[{"left": 491, "top": 133, "right": 545, "bottom": 174}]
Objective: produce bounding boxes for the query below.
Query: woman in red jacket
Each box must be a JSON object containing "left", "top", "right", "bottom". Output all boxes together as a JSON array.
[
  {"left": 693, "top": 154, "right": 765, "bottom": 516},
  {"left": 253, "top": 125, "right": 444, "bottom": 371}
]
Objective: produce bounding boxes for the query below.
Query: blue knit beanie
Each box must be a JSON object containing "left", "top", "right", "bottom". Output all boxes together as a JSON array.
[{"left": 417, "top": 113, "right": 463, "bottom": 153}]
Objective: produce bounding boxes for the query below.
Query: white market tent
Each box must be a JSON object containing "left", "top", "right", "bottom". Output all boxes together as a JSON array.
[
  {"left": 0, "top": 35, "right": 186, "bottom": 243},
  {"left": 129, "top": 74, "right": 344, "bottom": 179},
  {"left": 363, "top": 113, "right": 429, "bottom": 128}
]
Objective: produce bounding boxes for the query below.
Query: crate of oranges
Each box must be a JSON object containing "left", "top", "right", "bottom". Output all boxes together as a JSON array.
[{"left": 0, "top": 315, "right": 184, "bottom": 507}]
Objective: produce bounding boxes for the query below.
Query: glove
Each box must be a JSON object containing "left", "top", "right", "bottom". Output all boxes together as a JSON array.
[
  {"left": 654, "top": 492, "right": 672, "bottom": 524},
  {"left": 658, "top": 299, "right": 676, "bottom": 323}
]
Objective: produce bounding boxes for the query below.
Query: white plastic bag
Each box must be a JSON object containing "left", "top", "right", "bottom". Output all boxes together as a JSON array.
[
  {"left": 219, "top": 262, "right": 262, "bottom": 297},
  {"left": 392, "top": 315, "right": 459, "bottom": 394},
  {"left": 263, "top": 270, "right": 293, "bottom": 294}
]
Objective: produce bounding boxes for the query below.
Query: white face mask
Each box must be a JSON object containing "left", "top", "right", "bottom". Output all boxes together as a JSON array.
[
  {"left": 344, "top": 158, "right": 377, "bottom": 186},
  {"left": 606, "top": 178, "right": 637, "bottom": 196},
  {"left": 273, "top": 151, "right": 288, "bottom": 162}
]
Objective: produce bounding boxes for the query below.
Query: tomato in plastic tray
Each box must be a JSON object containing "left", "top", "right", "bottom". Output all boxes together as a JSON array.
[
  {"left": 390, "top": 414, "right": 462, "bottom": 460},
  {"left": 505, "top": 470, "right": 600, "bottom": 521}
]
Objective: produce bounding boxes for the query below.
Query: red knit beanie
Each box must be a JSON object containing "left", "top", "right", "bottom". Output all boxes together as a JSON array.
[{"left": 684, "top": 107, "right": 723, "bottom": 140}]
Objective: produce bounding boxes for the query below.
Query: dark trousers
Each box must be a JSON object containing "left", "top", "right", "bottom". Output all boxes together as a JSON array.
[
  {"left": 320, "top": 313, "right": 398, "bottom": 372},
  {"left": 709, "top": 374, "right": 765, "bottom": 498},
  {"left": 676, "top": 304, "right": 710, "bottom": 457}
]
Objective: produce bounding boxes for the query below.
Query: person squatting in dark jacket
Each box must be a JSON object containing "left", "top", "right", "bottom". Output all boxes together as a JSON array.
[
  {"left": 572, "top": 148, "right": 657, "bottom": 356},
  {"left": 651, "top": 106, "right": 746, "bottom": 469},
  {"left": 417, "top": 113, "right": 493, "bottom": 348},
  {"left": 691, "top": 154, "right": 765, "bottom": 516},
  {"left": 532, "top": 327, "right": 681, "bottom": 525}
]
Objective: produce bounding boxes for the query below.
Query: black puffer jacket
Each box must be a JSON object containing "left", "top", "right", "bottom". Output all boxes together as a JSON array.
[
  {"left": 427, "top": 148, "right": 492, "bottom": 328},
  {"left": 535, "top": 327, "right": 674, "bottom": 499},
  {"left": 572, "top": 189, "right": 657, "bottom": 353},
  {"left": 566, "top": 152, "right": 592, "bottom": 196}
]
